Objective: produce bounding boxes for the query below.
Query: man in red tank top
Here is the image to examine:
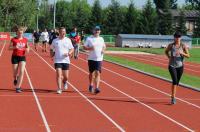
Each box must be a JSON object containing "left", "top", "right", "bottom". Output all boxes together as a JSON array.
[{"left": 9, "top": 26, "right": 30, "bottom": 93}]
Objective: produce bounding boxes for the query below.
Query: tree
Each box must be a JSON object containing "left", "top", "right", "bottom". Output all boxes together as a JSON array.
[
  {"left": 104, "top": 0, "right": 124, "bottom": 35},
  {"left": 89, "top": 0, "right": 102, "bottom": 30},
  {"left": 138, "top": 0, "right": 157, "bottom": 34},
  {"left": 170, "top": 0, "right": 178, "bottom": 9},
  {"left": 176, "top": 10, "right": 187, "bottom": 35},
  {"left": 124, "top": 1, "right": 137, "bottom": 34},
  {"left": 186, "top": 0, "right": 200, "bottom": 9},
  {"left": 154, "top": 0, "right": 173, "bottom": 35}
]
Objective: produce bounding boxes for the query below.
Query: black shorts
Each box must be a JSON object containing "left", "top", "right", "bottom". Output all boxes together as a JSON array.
[
  {"left": 54, "top": 63, "right": 69, "bottom": 70},
  {"left": 42, "top": 41, "right": 47, "bottom": 44},
  {"left": 88, "top": 60, "right": 102, "bottom": 73},
  {"left": 11, "top": 56, "right": 26, "bottom": 64},
  {"left": 34, "top": 39, "right": 39, "bottom": 43}
]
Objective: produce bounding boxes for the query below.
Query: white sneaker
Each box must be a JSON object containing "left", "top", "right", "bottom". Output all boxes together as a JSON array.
[
  {"left": 63, "top": 82, "right": 68, "bottom": 90},
  {"left": 57, "top": 89, "right": 62, "bottom": 94}
]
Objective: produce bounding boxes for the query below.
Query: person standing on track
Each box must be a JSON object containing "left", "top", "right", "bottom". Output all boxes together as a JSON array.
[
  {"left": 50, "top": 27, "right": 74, "bottom": 94},
  {"left": 83, "top": 26, "right": 106, "bottom": 94},
  {"left": 165, "top": 31, "right": 190, "bottom": 104},
  {"left": 9, "top": 26, "right": 30, "bottom": 93},
  {"left": 40, "top": 28, "right": 49, "bottom": 52},
  {"left": 69, "top": 27, "right": 81, "bottom": 59},
  {"left": 33, "top": 29, "right": 40, "bottom": 51}
]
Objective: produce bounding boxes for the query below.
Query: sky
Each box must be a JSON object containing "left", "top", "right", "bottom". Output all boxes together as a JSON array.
[{"left": 49, "top": 0, "right": 186, "bottom": 8}]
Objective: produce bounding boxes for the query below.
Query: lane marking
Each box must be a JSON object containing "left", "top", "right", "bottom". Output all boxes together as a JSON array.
[
  {"left": 0, "top": 41, "right": 6, "bottom": 56},
  {"left": 25, "top": 68, "right": 51, "bottom": 132},
  {"left": 78, "top": 56, "right": 200, "bottom": 110},
  {"left": 31, "top": 49, "right": 125, "bottom": 132}
]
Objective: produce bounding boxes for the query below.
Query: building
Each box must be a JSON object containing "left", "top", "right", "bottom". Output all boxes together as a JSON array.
[
  {"left": 170, "top": 10, "right": 199, "bottom": 35},
  {"left": 116, "top": 34, "right": 192, "bottom": 48}
]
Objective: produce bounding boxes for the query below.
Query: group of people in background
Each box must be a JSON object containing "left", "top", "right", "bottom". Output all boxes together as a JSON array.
[
  {"left": 32, "top": 27, "right": 85, "bottom": 59},
  {"left": 9, "top": 25, "right": 190, "bottom": 105}
]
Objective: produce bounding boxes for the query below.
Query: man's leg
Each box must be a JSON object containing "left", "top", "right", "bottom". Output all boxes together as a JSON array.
[
  {"left": 56, "top": 68, "right": 63, "bottom": 94},
  {"left": 62, "top": 69, "right": 69, "bottom": 90}
]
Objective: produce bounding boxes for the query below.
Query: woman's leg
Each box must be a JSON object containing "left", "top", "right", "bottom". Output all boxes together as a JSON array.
[
  {"left": 12, "top": 64, "right": 19, "bottom": 85},
  {"left": 16, "top": 61, "right": 26, "bottom": 89}
]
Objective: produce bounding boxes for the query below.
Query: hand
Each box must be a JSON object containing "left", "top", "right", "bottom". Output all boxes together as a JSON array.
[{"left": 63, "top": 53, "right": 69, "bottom": 57}]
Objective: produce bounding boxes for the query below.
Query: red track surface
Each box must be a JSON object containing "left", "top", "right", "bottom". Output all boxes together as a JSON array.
[
  {"left": 110, "top": 53, "right": 200, "bottom": 77},
  {"left": 0, "top": 42, "right": 200, "bottom": 132}
]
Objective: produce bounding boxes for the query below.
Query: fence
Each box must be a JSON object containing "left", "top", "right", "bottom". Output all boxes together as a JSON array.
[{"left": 192, "top": 38, "right": 200, "bottom": 46}]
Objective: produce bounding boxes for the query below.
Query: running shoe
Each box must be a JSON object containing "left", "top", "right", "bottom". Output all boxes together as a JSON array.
[
  {"left": 94, "top": 88, "right": 101, "bottom": 94},
  {"left": 63, "top": 82, "right": 68, "bottom": 90},
  {"left": 16, "top": 88, "right": 22, "bottom": 93},
  {"left": 89, "top": 85, "right": 93, "bottom": 93},
  {"left": 171, "top": 97, "right": 176, "bottom": 104},
  {"left": 57, "top": 89, "right": 62, "bottom": 94}
]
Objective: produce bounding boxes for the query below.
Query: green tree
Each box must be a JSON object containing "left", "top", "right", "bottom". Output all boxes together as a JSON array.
[
  {"left": 138, "top": 0, "right": 157, "bottom": 34},
  {"left": 176, "top": 10, "right": 187, "bottom": 35},
  {"left": 154, "top": 0, "right": 173, "bottom": 35},
  {"left": 124, "top": 1, "right": 137, "bottom": 34},
  {"left": 186, "top": 0, "right": 200, "bottom": 9},
  {"left": 104, "top": 0, "right": 124, "bottom": 35},
  {"left": 89, "top": 0, "right": 102, "bottom": 30},
  {"left": 170, "top": 0, "right": 178, "bottom": 9}
]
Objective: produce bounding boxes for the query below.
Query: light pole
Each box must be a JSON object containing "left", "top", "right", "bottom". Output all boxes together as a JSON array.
[
  {"left": 53, "top": 0, "right": 56, "bottom": 29},
  {"left": 36, "top": 0, "right": 40, "bottom": 30}
]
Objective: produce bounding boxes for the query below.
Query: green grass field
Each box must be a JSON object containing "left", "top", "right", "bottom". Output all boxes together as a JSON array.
[
  {"left": 104, "top": 48, "right": 200, "bottom": 89},
  {"left": 104, "top": 55, "right": 200, "bottom": 89},
  {"left": 107, "top": 47, "right": 200, "bottom": 64}
]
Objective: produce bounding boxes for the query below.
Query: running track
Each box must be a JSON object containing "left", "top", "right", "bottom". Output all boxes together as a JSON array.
[
  {"left": 110, "top": 53, "right": 200, "bottom": 77},
  {"left": 0, "top": 41, "right": 200, "bottom": 132}
]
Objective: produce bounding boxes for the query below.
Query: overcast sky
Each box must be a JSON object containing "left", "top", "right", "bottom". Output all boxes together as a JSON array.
[{"left": 49, "top": 0, "right": 186, "bottom": 8}]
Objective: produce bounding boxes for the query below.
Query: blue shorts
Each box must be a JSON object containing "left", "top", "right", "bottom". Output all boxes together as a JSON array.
[
  {"left": 54, "top": 63, "right": 69, "bottom": 70},
  {"left": 88, "top": 60, "right": 102, "bottom": 73}
]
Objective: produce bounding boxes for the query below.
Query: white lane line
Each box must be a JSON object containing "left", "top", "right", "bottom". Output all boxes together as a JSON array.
[
  {"left": 25, "top": 68, "right": 51, "bottom": 132},
  {"left": 31, "top": 49, "right": 125, "bottom": 132},
  {"left": 120, "top": 54, "right": 200, "bottom": 73},
  {"left": 78, "top": 56, "right": 200, "bottom": 110},
  {"left": 0, "top": 41, "right": 6, "bottom": 56},
  {"left": 70, "top": 61, "right": 194, "bottom": 132},
  {"left": 139, "top": 54, "right": 200, "bottom": 68}
]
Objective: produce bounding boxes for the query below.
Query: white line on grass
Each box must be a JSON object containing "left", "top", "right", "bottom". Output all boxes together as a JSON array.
[
  {"left": 25, "top": 68, "right": 51, "bottom": 132},
  {"left": 31, "top": 49, "right": 125, "bottom": 132}
]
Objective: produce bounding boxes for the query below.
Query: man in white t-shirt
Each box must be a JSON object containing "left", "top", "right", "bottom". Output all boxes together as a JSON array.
[
  {"left": 40, "top": 28, "right": 49, "bottom": 52},
  {"left": 83, "top": 26, "right": 106, "bottom": 94},
  {"left": 50, "top": 27, "right": 74, "bottom": 94}
]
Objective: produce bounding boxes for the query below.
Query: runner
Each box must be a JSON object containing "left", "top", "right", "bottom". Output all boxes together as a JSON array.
[
  {"left": 50, "top": 27, "right": 74, "bottom": 94},
  {"left": 33, "top": 29, "right": 40, "bottom": 51},
  {"left": 40, "top": 28, "right": 49, "bottom": 52},
  {"left": 165, "top": 31, "right": 190, "bottom": 104},
  {"left": 9, "top": 26, "right": 30, "bottom": 93},
  {"left": 83, "top": 26, "right": 106, "bottom": 94}
]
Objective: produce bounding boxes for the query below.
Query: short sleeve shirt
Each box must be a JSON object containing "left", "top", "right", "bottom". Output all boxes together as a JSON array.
[
  {"left": 51, "top": 37, "right": 74, "bottom": 64},
  {"left": 11, "top": 37, "right": 28, "bottom": 56},
  {"left": 84, "top": 36, "right": 105, "bottom": 61}
]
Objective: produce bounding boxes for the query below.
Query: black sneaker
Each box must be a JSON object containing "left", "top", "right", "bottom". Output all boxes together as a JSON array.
[
  {"left": 16, "top": 88, "right": 22, "bottom": 93},
  {"left": 94, "top": 88, "right": 100, "bottom": 94},
  {"left": 89, "top": 85, "right": 93, "bottom": 93}
]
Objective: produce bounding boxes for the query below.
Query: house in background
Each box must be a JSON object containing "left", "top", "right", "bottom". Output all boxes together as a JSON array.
[{"left": 170, "top": 10, "right": 200, "bottom": 35}]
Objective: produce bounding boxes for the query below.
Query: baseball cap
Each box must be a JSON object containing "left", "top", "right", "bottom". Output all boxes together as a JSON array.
[
  {"left": 174, "top": 31, "right": 182, "bottom": 38},
  {"left": 94, "top": 25, "right": 101, "bottom": 30}
]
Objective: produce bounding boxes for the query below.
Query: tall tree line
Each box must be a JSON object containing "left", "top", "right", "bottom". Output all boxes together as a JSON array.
[{"left": 0, "top": 0, "right": 199, "bottom": 37}]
